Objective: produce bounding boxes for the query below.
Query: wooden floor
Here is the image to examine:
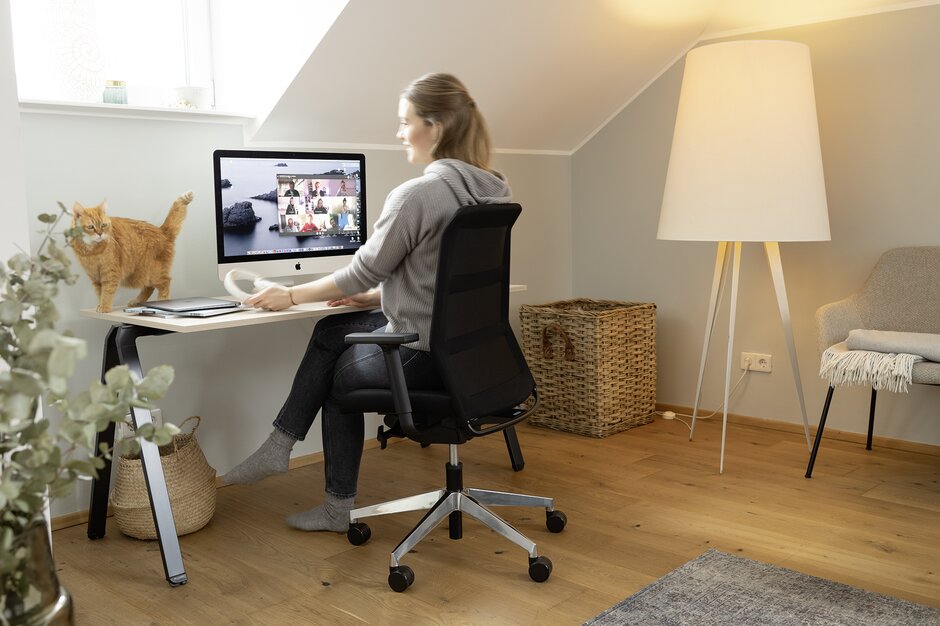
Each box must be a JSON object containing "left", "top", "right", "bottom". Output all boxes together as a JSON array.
[{"left": 53, "top": 417, "right": 940, "bottom": 624}]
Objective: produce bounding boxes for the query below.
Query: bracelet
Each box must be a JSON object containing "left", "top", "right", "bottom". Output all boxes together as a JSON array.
[{"left": 288, "top": 287, "right": 297, "bottom": 305}]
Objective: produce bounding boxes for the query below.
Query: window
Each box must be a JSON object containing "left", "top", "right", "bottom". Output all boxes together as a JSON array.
[{"left": 10, "top": 0, "right": 213, "bottom": 109}]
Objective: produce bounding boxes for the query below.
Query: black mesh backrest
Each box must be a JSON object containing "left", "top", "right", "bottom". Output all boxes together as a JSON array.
[{"left": 429, "top": 204, "right": 535, "bottom": 423}]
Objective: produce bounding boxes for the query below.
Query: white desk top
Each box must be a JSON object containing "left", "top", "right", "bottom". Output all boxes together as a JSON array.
[{"left": 80, "top": 285, "right": 526, "bottom": 333}]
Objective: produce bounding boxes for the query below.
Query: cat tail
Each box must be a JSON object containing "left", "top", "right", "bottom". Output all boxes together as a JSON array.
[{"left": 161, "top": 191, "right": 194, "bottom": 240}]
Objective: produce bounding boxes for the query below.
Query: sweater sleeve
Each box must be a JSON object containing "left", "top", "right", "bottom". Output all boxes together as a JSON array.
[{"left": 332, "top": 184, "right": 421, "bottom": 295}]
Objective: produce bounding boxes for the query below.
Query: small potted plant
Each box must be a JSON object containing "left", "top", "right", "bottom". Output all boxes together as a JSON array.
[{"left": 1, "top": 206, "right": 178, "bottom": 624}]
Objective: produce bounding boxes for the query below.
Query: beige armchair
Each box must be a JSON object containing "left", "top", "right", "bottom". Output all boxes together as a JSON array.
[{"left": 806, "top": 246, "right": 940, "bottom": 477}]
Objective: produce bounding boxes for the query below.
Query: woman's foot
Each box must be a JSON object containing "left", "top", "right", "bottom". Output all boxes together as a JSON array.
[
  {"left": 286, "top": 493, "right": 354, "bottom": 532},
  {"left": 222, "top": 429, "right": 296, "bottom": 484}
]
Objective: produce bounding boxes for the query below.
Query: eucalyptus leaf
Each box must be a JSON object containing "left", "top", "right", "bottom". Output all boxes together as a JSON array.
[
  {"left": 78, "top": 402, "right": 112, "bottom": 425},
  {"left": 104, "top": 365, "right": 132, "bottom": 390},
  {"left": 9, "top": 370, "right": 43, "bottom": 398},
  {"left": 7, "top": 253, "right": 30, "bottom": 273},
  {"left": 136, "top": 365, "right": 175, "bottom": 400},
  {"left": 88, "top": 380, "right": 113, "bottom": 403},
  {"left": 37, "top": 213, "right": 57, "bottom": 224},
  {"left": 26, "top": 329, "right": 58, "bottom": 354},
  {"left": 0, "top": 299, "right": 22, "bottom": 325},
  {"left": 47, "top": 335, "right": 87, "bottom": 379},
  {"left": 64, "top": 460, "right": 98, "bottom": 478},
  {"left": 3, "top": 393, "right": 34, "bottom": 423},
  {"left": 135, "top": 423, "right": 156, "bottom": 440}
]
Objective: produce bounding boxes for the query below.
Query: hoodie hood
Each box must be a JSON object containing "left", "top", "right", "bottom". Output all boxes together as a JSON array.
[{"left": 425, "top": 158, "right": 512, "bottom": 206}]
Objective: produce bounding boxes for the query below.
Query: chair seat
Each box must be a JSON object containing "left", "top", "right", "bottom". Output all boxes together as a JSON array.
[
  {"left": 338, "top": 388, "right": 471, "bottom": 445},
  {"left": 338, "top": 388, "right": 455, "bottom": 414},
  {"left": 827, "top": 341, "right": 940, "bottom": 385}
]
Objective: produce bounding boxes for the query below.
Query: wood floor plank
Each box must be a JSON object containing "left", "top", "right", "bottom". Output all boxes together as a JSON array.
[{"left": 53, "top": 418, "right": 940, "bottom": 623}]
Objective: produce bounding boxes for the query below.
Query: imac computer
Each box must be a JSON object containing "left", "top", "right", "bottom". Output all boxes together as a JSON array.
[{"left": 213, "top": 149, "right": 366, "bottom": 281}]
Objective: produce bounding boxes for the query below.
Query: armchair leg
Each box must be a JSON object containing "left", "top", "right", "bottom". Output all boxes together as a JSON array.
[
  {"left": 867, "top": 388, "right": 877, "bottom": 451},
  {"left": 806, "top": 385, "right": 835, "bottom": 478}
]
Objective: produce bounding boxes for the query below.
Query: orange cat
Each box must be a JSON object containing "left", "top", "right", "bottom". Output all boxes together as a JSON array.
[{"left": 70, "top": 192, "right": 193, "bottom": 312}]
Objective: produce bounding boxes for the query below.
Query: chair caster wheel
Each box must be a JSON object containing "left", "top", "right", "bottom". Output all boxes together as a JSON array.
[
  {"left": 546, "top": 510, "right": 567, "bottom": 533},
  {"left": 528, "top": 556, "right": 552, "bottom": 582},
  {"left": 347, "top": 522, "right": 371, "bottom": 546},
  {"left": 388, "top": 565, "right": 415, "bottom": 592}
]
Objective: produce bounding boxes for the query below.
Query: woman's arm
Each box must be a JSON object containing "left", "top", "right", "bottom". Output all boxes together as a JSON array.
[
  {"left": 244, "top": 275, "right": 346, "bottom": 311},
  {"left": 326, "top": 288, "right": 381, "bottom": 309}
]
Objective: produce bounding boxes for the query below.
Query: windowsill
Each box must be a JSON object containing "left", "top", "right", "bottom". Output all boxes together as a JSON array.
[{"left": 18, "top": 99, "right": 255, "bottom": 123}]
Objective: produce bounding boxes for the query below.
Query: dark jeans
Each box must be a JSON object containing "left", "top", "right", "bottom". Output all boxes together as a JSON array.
[{"left": 273, "top": 310, "right": 443, "bottom": 499}]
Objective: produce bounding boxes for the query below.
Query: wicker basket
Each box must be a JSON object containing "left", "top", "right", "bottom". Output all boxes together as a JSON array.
[
  {"left": 111, "top": 415, "right": 217, "bottom": 540},
  {"left": 520, "top": 299, "right": 656, "bottom": 437}
]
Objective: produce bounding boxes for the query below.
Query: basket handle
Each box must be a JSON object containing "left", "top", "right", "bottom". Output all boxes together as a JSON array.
[
  {"left": 541, "top": 323, "right": 575, "bottom": 361},
  {"left": 172, "top": 415, "right": 202, "bottom": 453}
]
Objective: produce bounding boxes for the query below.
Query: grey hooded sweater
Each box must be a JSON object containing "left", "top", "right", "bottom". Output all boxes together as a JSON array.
[{"left": 332, "top": 158, "right": 512, "bottom": 350}]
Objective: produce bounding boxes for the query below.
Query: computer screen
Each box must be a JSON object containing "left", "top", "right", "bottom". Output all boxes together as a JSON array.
[{"left": 213, "top": 149, "right": 366, "bottom": 280}]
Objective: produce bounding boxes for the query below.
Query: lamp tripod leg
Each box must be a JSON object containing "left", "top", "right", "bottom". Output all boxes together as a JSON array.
[
  {"left": 764, "top": 242, "right": 812, "bottom": 450},
  {"left": 691, "top": 242, "right": 729, "bottom": 441},
  {"left": 720, "top": 242, "right": 742, "bottom": 474}
]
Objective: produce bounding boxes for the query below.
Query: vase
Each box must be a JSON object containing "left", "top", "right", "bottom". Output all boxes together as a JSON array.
[{"left": 2, "top": 522, "right": 73, "bottom": 625}]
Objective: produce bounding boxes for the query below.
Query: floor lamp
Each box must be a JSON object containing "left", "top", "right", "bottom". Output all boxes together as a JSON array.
[{"left": 657, "top": 40, "right": 831, "bottom": 474}]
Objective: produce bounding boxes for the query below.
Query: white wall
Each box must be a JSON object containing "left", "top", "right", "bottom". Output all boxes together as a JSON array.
[
  {"left": 210, "top": 0, "right": 348, "bottom": 123},
  {"left": 572, "top": 5, "right": 940, "bottom": 446}
]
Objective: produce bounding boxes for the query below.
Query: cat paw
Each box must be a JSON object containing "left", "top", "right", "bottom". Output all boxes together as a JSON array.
[
  {"left": 96, "top": 305, "right": 113, "bottom": 313},
  {"left": 179, "top": 191, "right": 195, "bottom": 204}
]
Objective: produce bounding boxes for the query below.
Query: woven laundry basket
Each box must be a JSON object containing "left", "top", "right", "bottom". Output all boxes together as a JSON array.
[
  {"left": 519, "top": 299, "right": 656, "bottom": 437},
  {"left": 111, "top": 415, "right": 217, "bottom": 540}
]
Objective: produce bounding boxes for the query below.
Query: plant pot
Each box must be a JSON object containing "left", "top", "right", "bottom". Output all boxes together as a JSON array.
[{"left": 2, "top": 522, "right": 73, "bottom": 625}]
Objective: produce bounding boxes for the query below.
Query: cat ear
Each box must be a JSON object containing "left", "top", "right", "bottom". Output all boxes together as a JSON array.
[
  {"left": 100, "top": 199, "right": 108, "bottom": 212},
  {"left": 71, "top": 202, "right": 83, "bottom": 218}
]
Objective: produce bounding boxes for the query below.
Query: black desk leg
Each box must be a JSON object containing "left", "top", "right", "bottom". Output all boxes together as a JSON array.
[
  {"left": 88, "top": 327, "right": 119, "bottom": 540},
  {"left": 87, "top": 324, "right": 188, "bottom": 586}
]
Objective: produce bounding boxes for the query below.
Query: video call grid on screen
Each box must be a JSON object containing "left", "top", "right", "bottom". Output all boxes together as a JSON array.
[{"left": 215, "top": 150, "right": 366, "bottom": 262}]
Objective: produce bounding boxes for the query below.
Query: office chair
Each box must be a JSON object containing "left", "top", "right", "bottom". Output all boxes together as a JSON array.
[
  {"left": 336, "top": 203, "right": 566, "bottom": 592},
  {"left": 806, "top": 246, "right": 940, "bottom": 477}
]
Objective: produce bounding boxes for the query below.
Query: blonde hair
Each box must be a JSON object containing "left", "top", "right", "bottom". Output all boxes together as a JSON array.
[{"left": 401, "top": 73, "right": 492, "bottom": 170}]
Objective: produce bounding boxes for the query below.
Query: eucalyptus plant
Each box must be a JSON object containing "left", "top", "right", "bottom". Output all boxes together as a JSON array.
[{"left": 0, "top": 205, "right": 178, "bottom": 621}]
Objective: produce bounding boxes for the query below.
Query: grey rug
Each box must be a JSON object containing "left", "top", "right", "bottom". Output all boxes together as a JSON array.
[{"left": 585, "top": 549, "right": 940, "bottom": 625}]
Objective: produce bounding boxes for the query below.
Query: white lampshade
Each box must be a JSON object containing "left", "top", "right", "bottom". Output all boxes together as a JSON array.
[{"left": 658, "top": 40, "right": 830, "bottom": 242}]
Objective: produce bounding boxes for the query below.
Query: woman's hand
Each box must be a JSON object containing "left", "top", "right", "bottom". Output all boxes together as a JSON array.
[
  {"left": 244, "top": 284, "right": 294, "bottom": 311},
  {"left": 327, "top": 289, "right": 381, "bottom": 309}
]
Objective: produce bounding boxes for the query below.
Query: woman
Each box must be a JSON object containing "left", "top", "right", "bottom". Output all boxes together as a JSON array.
[
  {"left": 299, "top": 213, "right": 319, "bottom": 233},
  {"left": 224, "top": 74, "right": 512, "bottom": 533}
]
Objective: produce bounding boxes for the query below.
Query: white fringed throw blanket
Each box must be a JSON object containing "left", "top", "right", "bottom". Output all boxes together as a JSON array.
[{"left": 820, "top": 330, "right": 940, "bottom": 393}]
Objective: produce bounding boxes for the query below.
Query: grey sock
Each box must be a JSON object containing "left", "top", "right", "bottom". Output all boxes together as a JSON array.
[
  {"left": 286, "top": 493, "right": 354, "bottom": 532},
  {"left": 222, "top": 428, "right": 296, "bottom": 485}
]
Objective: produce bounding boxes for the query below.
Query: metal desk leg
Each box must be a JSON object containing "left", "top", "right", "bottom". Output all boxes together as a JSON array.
[{"left": 87, "top": 324, "right": 188, "bottom": 586}]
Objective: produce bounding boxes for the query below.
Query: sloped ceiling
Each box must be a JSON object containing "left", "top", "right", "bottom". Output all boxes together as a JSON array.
[{"left": 248, "top": 0, "right": 933, "bottom": 153}]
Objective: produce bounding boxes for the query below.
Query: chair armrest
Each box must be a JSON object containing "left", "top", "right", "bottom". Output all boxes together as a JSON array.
[
  {"left": 344, "top": 330, "right": 421, "bottom": 438},
  {"left": 816, "top": 297, "right": 863, "bottom": 354},
  {"left": 345, "top": 332, "right": 419, "bottom": 346}
]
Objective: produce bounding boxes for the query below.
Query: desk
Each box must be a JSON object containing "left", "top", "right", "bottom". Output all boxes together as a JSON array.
[{"left": 80, "top": 287, "right": 526, "bottom": 586}]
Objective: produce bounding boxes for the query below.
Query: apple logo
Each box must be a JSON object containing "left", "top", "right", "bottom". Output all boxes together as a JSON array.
[{"left": 295, "top": 262, "right": 301, "bottom": 271}]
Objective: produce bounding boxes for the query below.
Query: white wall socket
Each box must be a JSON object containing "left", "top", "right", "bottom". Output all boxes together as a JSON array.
[{"left": 741, "top": 352, "right": 773, "bottom": 372}]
